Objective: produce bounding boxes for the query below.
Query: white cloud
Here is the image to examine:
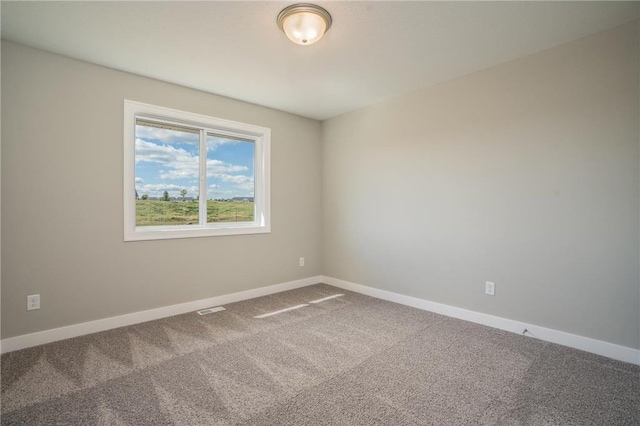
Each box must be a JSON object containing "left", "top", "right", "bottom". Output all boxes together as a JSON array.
[
  {"left": 235, "top": 182, "right": 255, "bottom": 192},
  {"left": 136, "top": 139, "right": 249, "bottom": 181},
  {"left": 135, "top": 125, "right": 199, "bottom": 145},
  {"left": 135, "top": 139, "right": 196, "bottom": 171},
  {"left": 212, "top": 174, "right": 254, "bottom": 193},
  {"left": 138, "top": 183, "right": 184, "bottom": 191},
  {"left": 135, "top": 177, "right": 144, "bottom": 183},
  {"left": 207, "top": 136, "right": 250, "bottom": 152},
  {"left": 159, "top": 159, "right": 247, "bottom": 180},
  {"left": 207, "top": 159, "right": 248, "bottom": 174},
  {"left": 210, "top": 173, "right": 253, "bottom": 184}
]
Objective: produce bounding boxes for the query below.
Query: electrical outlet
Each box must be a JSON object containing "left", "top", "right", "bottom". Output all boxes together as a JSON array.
[
  {"left": 299, "top": 257, "right": 305, "bottom": 267},
  {"left": 485, "top": 281, "right": 495, "bottom": 296},
  {"left": 27, "top": 294, "right": 40, "bottom": 311}
]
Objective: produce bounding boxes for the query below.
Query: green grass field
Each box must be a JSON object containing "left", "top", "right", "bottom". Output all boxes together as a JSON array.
[{"left": 136, "top": 200, "right": 254, "bottom": 226}]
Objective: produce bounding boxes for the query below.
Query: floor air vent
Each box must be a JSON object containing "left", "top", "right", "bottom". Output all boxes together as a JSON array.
[{"left": 197, "top": 306, "right": 226, "bottom": 315}]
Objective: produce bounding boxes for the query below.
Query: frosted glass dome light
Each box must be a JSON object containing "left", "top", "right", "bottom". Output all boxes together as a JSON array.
[{"left": 277, "top": 4, "right": 332, "bottom": 46}]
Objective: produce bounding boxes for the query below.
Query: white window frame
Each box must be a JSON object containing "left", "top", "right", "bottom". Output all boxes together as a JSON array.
[{"left": 124, "top": 100, "right": 270, "bottom": 241}]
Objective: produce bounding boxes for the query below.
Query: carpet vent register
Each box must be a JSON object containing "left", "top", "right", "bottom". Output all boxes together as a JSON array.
[{"left": 196, "top": 306, "right": 226, "bottom": 315}]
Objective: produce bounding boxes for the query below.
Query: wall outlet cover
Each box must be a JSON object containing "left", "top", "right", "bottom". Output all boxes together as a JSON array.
[
  {"left": 27, "top": 294, "right": 41, "bottom": 310},
  {"left": 485, "top": 282, "right": 495, "bottom": 296}
]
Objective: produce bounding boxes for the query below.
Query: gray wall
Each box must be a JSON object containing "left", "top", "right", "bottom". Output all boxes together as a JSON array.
[
  {"left": 322, "top": 21, "right": 640, "bottom": 349},
  {"left": 1, "top": 41, "right": 323, "bottom": 339}
]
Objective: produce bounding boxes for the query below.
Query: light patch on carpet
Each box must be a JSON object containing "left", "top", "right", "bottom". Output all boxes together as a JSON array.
[
  {"left": 308, "top": 294, "right": 344, "bottom": 304},
  {"left": 97, "top": 399, "right": 128, "bottom": 426},
  {"left": 81, "top": 345, "right": 133, "bottom": 389},
  {"left": 2, "top": 355, "right": 80, "bottom": 413},
  {"left": 253, "top": 304, "right": 309, "bottom": 318}
]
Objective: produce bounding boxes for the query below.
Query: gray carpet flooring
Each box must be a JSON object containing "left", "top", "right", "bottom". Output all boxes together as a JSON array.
[{"left": 1, "top": 284, "right": 638, "bottom": 425}]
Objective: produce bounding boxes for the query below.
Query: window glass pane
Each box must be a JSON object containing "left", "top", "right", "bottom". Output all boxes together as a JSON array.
[
  {"left": 135, "top": 120, "right": 200, "bottom": 226},
  {"left": 206, "top": 133, "right": 255, "bottom": 223}
]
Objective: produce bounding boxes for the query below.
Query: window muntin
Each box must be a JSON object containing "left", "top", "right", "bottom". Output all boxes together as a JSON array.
[{"left": 124, "top": 100, "right": 270, "bottom": 241}]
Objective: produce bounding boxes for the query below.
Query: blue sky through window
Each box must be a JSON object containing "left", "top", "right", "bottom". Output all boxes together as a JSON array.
[{"left": 134, "top": 123, "right": 255, "bottom": 200}]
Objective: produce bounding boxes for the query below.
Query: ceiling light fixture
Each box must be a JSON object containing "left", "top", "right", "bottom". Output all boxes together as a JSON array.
[{"left": 277, "top": 3, "right": 332, "bottom": 46}]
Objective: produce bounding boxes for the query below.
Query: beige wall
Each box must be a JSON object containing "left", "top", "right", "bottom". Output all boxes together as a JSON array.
[
  {"left": 322, "top": 21, "right": 640, "bottom": 349},
  {"left": 1, "top": 41, "right": 323, "bottom": 339}
]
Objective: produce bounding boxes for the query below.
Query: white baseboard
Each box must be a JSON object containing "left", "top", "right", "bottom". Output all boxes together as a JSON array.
[
  {"left": 0, "top": 276, "right": 322, "bottom": 354},
  {"left": 4, "top": 274, "right": 638, "bottom": 366},
  {"left": 322, "top": 276, "right": 640, "bottom": 366}
]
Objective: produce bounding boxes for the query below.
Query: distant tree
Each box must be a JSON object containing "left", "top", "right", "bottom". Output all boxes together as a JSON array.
[
  {"left": 141, "top": 193, "right": 148, "bottom": 200},
  {"left": 180, "top": 189, "right": 187, "bottom": 201},
  {"left": 162, "top": 190, "right": 170, "bottom": 201},
  {"left": 135, "top": 189, "right": 139, "bottom": 200}
]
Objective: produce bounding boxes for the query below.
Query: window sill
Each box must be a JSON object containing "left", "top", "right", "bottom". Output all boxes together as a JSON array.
[{"left": 124, "top": 223, "right": 271, "bottom": 241}]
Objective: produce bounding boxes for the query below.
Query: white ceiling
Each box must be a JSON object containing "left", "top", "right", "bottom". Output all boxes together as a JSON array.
[{"left": 2, "top": 1, "right": 638, "bottom": 121}]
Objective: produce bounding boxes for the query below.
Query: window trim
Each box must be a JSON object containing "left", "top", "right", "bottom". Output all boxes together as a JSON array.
[{"left": 124, "top": 100, "right": 271, "bottom": 241}]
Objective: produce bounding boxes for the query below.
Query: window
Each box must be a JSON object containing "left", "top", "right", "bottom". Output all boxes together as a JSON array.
[{"left": 124, "top": 100, "right": 270, "bottom": 241}]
